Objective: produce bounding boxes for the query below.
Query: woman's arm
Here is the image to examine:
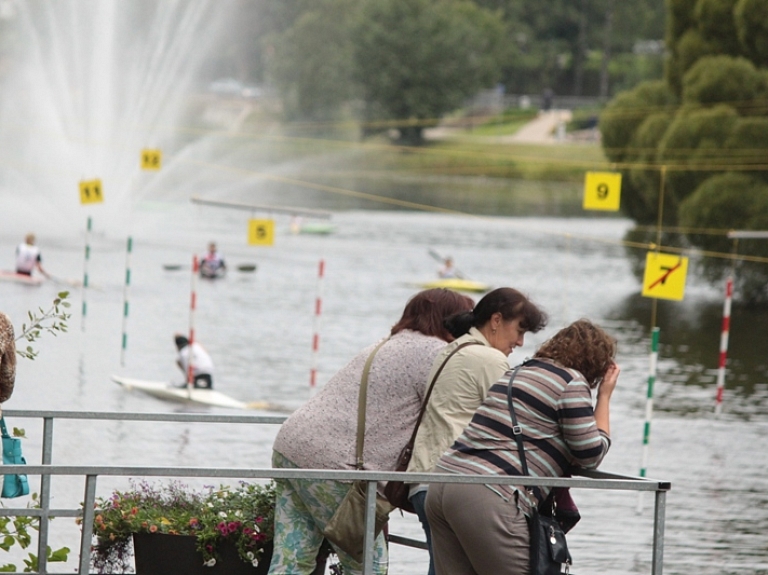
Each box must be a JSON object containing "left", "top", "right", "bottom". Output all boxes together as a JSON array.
[{"left": 594, "top": 362, "right": 620, "bottom": 436}]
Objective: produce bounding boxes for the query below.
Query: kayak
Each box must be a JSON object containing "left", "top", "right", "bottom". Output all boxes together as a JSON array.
[
  {"left": 111, "top": 375, "right": 290, "bottom": 412},
  {"left": 0, "top": 270, "right": 44, "bottom": 286},
  {"left": 417, "top": 278, "right": 492, "bottom": 294},
  {"left": 290, "top": 222, "right": 336, "bottom": 235}
]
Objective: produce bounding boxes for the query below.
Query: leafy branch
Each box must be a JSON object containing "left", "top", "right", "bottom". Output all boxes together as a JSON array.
[
  {"left": 14, "top": 292, "right": 71, "bottom": 360},
  {"left": 0, "top": 494, "right": 70, "bottom": 572}
]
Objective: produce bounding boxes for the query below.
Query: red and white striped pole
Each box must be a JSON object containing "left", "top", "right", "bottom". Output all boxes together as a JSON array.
[
  {"left": 309, "top": 259, "right": 325, "bottom": 392},
  {"left": 187, "top": 255, "right": 199, "bottom": 391},
  {"left": 715, "top": 276, "right": 733, "bottom": 415}
]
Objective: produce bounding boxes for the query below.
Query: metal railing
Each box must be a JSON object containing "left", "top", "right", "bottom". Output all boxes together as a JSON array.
[{"left": 0, "top": 410, "right": 671, "bottom": 575}]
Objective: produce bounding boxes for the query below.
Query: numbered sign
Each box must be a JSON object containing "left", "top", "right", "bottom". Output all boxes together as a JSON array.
[
  {"left": 79, "top": 179, "right": 104, "bottom": 205},
  {"left": 141, "top": 149, "right": 162, "bottom": 170},
  {"left": 583, "top": 171, "right": 622, "bottom": 211},
  {"left": 248, "top": 219, "right": 275, "bottom": 246},
  {"left": 641, "top": 252, "right": 689, "bottom": 301}
]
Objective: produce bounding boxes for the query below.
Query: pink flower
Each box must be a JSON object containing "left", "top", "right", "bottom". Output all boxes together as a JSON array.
[
  {"left": 228, "top": 521, "right": 240, "bottom": 534},
  {"left": 255, "top": 516, "right": 263, "bottom": 524},
  {"left": 217, "top": 522, "right": 229, "bottom": 536}
]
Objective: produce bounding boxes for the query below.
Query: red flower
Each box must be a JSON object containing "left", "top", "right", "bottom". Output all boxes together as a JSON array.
[{"left": 149, "top": 525, "right": 158, "bottom": 533}]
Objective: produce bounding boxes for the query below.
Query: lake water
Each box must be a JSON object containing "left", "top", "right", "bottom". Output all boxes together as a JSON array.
[{"left": 1, "top": 205, "right": 767, "bottom": 575}]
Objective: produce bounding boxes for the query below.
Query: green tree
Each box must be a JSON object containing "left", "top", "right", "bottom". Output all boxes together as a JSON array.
[
  {"left": 267, "top": 0, "right": 358, "bottom": 121},
  {"left": 352, "top": 0, "right": 505, "bottom": 144},
  {"left": 680, "top": 173, "right": 768, "bottom": 303},
  {"left": 601, "top": 0, "right": 768, "bottom": 303}
]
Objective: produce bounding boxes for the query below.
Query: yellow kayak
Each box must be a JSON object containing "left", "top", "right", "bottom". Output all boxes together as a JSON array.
[{"left": 417, "top": 278, "right": 491, "bottom": 293}]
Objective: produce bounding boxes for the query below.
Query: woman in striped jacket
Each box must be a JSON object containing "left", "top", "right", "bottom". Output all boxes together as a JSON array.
[{"left": 425, "top": 319, "right": 620, "bottom": 575}]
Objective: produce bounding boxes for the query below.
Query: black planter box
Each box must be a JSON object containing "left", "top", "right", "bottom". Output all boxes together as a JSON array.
[{"left": 132, "top": 533, "right": 269, "bottom": 575}]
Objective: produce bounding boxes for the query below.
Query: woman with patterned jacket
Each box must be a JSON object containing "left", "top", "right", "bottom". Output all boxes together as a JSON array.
[{"left": 267, "top": 288, "right": 475, "bottom": 575}]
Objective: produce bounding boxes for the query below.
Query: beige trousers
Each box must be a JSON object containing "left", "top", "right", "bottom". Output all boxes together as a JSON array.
[{"left": 425, "top": 482, "right": 531, "bottom": 575}]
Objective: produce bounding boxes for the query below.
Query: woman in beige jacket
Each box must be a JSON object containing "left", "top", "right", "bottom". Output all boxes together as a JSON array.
[{"left": 403, "top": 288, "right": 547, "bottom": 575}]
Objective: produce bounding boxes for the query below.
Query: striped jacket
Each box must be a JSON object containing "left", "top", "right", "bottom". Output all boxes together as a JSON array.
[{"left": 436, "top": 357, "right": 610, "bottom": 508}]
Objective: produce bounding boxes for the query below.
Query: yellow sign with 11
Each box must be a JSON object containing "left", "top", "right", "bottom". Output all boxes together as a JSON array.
[{"left": 79, "top": 179, "right": 104, "bottom": 205}]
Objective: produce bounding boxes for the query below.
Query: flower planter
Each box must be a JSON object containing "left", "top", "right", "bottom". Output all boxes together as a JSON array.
[
  {"left": 133, "top": 533, "right": 269, "bottom": 575},
  {"left": 132, "top": 533, "right": 329, "bottom": 575}
]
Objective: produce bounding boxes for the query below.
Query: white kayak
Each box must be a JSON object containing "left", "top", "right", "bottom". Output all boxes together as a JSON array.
[
  {"left": 0, "top": 270, "right": 44, "bottom": 286},
  {"left": 112, "top": 375, "right": 290, "bottom": 412}
]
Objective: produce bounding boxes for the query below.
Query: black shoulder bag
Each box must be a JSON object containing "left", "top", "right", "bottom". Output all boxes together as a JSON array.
[{"left": 506, "top": 364, "right": 572, "bottom": 575}]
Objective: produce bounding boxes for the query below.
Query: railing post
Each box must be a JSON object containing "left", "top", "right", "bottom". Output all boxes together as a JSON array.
[
  {"left": 79, "top": 475, "right": 99, "bottom": 575},
  {"left": 362, "top": 480, "right": 377, "bottom": 575},
  {"left": 652, "top": 488, "right": 667, "bottom": 575},
  {"left": 37, "top": 417, "right": 54, "bottom": 573}
]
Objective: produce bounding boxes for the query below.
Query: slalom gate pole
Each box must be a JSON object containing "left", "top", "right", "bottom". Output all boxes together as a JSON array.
[
  {"left": 638, "top": 326, "right": 660, "bottom": 513},
  {"left": 120, "top": 236, "right": 133, "bottom": 366},
  {"left": 715, "top": 276, "right": 733, "bottom": 415},
  {"left": 81, "top": 216, "right": 92, "bottom": 331},
  {"left": 187, "top": 255, "right": 199, "bottom": 393},
  {"left": 309, "top": 259, "right": 325, "bottom": 393}
]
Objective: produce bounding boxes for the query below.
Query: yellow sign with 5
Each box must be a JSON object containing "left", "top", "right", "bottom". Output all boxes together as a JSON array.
[
  {"left": 141, "top": 149, "right": 162, "bottom": 170},
  {"left": 641, "top": 252, "right": 688, "bottom": 301},
  {"left": 248, "top": 219, "right": 275, "bottom": 246},
  {"left": 583, "top": 171, "right": 622, "bottom": 211},
  {"left": 79, "top": 179, "right": 104, "bottom": 205}
]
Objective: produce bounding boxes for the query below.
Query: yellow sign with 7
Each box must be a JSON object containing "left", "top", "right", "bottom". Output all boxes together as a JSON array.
[{"left": 641, "top": 252, "right": 688, "bottom": 301}]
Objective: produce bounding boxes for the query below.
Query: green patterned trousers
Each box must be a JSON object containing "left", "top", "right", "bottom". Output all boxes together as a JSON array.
[{"left": 267, "top": 451, "right": 388, "bottom": 575}]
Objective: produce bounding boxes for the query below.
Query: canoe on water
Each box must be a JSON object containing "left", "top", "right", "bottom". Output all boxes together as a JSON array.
[
  {"left": 111, "top": 376, "right": 290, "bottom": 412},
  {"left": 0, "top": 270, "right": 45, "bottom": 286},
  {"left": 416, "top": 278, "right": 492, "bottom": 294}
]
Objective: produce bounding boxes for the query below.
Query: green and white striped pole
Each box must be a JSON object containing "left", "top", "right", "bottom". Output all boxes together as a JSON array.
[
  {"left": 120, "top": 236, "right": 133, "bottom": 366},
  {"left": 637, "top": 326, "right": 660, "bottom": 513},
  {"left": 81, "top": 216, "right": 92, "bottom": 331}
]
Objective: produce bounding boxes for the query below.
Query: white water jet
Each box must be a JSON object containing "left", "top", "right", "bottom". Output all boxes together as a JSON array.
[{"left": 0, "top": 0, "right": 235, "bottom": 239}]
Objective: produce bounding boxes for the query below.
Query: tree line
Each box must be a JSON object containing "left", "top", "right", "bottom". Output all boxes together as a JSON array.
[
  {"left": 601, "top": 0, "right": 768, "bottom": 304},
  {"left": 218, "top": 0, "right": 664, "bottom": 142}
]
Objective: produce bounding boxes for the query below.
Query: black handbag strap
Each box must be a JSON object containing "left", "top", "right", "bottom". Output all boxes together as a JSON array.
[{"left": 506, "top": 361, "right": 543, "bottom": 503}]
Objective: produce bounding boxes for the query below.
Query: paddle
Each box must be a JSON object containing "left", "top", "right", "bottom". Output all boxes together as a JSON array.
[
  {"left": 163, "top": 263, "right": 257, "bottom": 273},
  {"left": 427, "top": 249, "right": 467, "bottom": 279}
]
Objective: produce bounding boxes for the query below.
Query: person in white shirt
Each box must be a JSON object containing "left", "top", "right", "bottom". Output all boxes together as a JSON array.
[
  {"left": 15, "top": 233, "right": 49, "bottom": 278},
  {"left": 174, "top": 335, "right": 215, "bottom": 388},
  {"left": 438, "top": 257, "right": 459, "bottom": 279}
]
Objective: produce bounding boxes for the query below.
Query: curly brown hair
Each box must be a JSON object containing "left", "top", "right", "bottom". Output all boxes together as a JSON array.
[{"left": 534, "top": 319, "right": 616, "bottom": 387}]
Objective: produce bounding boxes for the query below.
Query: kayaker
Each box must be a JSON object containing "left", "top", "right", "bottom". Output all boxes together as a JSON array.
[
  {"left": 174, "top": 335, "right": 214, "bottom": 389},
  {"left": 15, "top": 233, "right": 50, "bottom": 278},
  {"left": 200, "top": 242, "right": 226, "bottom": 279},
  {"left": 438, "top": 256, "right": 459, "bottom": 279}
]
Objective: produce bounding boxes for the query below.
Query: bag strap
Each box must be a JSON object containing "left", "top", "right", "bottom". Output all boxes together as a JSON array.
[
  {"left": 0, "top": 416, "right": 9, "bottom": 439},
  {"left": 404, "top": 341, "right": 482, "bottom": 450},
  {"left": 354, "top": 337, "right": 390, "bottom": 469},
  {"left": 506, "top": 360, "right": 543, "bottom": 503}
]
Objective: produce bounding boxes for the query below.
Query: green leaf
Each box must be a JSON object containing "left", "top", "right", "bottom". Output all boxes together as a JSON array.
[
  {"left": 0, "top": 563, "right": 18, "bottom": 571},
  {"left": 48, "top": 547, "right": 70, "bottom": 562}
]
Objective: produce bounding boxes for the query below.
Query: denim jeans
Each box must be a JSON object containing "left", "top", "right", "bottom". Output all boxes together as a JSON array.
[{"left": 410, "top": 490, "right": 435, "bottom": 575}]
